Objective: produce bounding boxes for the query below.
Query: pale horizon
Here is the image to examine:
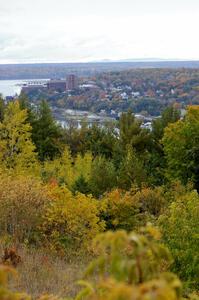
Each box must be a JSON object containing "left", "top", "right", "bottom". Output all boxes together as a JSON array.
[{"left": 1, "top": 0, "right": 199, "bottom": 64}]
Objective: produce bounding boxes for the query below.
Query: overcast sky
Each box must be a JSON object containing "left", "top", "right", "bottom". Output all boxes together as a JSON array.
[{"left": 0, "top": 0, "right": 199, "bottom": 63}]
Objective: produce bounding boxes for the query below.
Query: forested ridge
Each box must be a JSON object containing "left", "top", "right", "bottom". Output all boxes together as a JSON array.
[
  {"left": 0, "top": 93, "right": 198, "bottom": 299},
  {"left": 1, "top": 62, "right": 199, "bottom": 80}
]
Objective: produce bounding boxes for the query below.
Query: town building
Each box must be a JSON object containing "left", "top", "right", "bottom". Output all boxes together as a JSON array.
[
  {"left": 66, "top": 74, "right": 78, "bottom": 90},
  {"left": 47, "top": 80, "right": 66, "bottom": 92}
]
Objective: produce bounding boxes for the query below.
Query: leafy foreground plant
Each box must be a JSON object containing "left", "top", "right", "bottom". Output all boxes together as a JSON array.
[
  {"left": 75, "top": 225, "right": 199, "bottom": 300},
  {"left": 0, "top": 226, "right": 198, "bottom": 300}
]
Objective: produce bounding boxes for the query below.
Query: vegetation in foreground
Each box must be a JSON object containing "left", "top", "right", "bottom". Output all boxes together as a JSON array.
[{"left": 0, "top": 94, "right": 198, "bottom": 299}]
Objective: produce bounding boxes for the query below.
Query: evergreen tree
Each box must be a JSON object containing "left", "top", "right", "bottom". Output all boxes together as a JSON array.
[
  {"left": 118, "top": 147, "right": 146, "bottom": 190},
  {"left": 146, "top": 106, "right": 181, "bottom": 186},
  {"left": 32, "top": 100, "right": 63, "bottom": 161},
  {"left": 89, "top": 156, "right": 117, "bottom": 197},
  {"left": 72, "top": 174, "right": 91, "bottom": 195},
  {"left": 84, "top": 123, "right": 117, "bottom": 158},
  {"left": 119, "top": 110, "right": 151, "bottom": 153},
  {"left": 18, "top": 92, "right": 36, "bottom": 126},
  {"left": 152, "top": 106, "right": 180, "bottom": 142}
]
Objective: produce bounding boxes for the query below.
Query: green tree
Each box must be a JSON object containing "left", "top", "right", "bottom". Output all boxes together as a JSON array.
[
  {"left": 119, "top": 110, "right": 150, "bottom": 153},
  {"left": 89, "top": 156, "right": 117, "bottom": 197},
  {"left": 159, "top": 189, "right": 199, "bottom": 290},
  {"left": 162, "top": 106, "right": 199, "bottom": 189},
  {"left": 72, "top": 174, "right": 91, "bottom": 195},
  {"left": 32, "top": 100, "right": 63, "bottom": 161},
  {"left": 18, "top": 92, "right": 36, "bottom": 126},
  {"left": 147, "top": 106, "right": 180, "bottom": 186},
  {"left": 118, "top": 147, "right": 146, "bottom": 190},
  {"left": 84, "top": 123, "right": 117, "bottom": 158},
  {"left": 153, "top": 106, "right": 180, "bottom": 142}
]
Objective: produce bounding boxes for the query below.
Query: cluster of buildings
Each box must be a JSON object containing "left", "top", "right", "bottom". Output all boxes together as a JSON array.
[
  {"left": 47, "top": 74, "right": 78, "bottom": 92},
  {"left": 22, "top": 74, "right": 78, "bottom": 93}
]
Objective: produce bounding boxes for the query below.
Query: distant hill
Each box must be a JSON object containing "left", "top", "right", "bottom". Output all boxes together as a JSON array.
[{"left": 1, "top": 61, "right": 199, "bottom": 80}]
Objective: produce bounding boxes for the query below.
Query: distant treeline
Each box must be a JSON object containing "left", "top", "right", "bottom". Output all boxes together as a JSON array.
[{"left": 1, "top": 60, "right": 199, "bottom": 79}]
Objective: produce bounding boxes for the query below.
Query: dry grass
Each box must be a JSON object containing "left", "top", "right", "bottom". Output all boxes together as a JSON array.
[{"left": 0, "top": 244, "right": 90, "bottom": 299}]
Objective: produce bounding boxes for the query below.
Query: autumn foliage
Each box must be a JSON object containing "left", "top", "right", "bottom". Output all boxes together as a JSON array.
[{"left": 0, "top": 100, "right": 198, "bottom": 299}]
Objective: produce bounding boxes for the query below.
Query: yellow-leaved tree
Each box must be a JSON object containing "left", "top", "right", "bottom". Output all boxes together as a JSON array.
[
  {"left": 42, "top": 148, "right": 92, "bottom": 189},
  {"left": 73, "top": 152, "right": 92, "bottom": 182},
  {"left": 42, "top": 147, "right": 74, "bottom": 185},
  {"left": 0, "top": 101, "right": 39, "bottom": 175}
]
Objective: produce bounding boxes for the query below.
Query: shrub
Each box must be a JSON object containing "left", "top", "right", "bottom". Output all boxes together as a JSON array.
[
  {"left": 75, "top": 226, "right": 187, "bottom": 300},
  {"left": 159, "top": 190, "right": 199, "bottom": 291},
  {"left": 101, "top": 187, "right": 166, "bottom": 232},
  {"left": 101, "top": 189, "right": 144, "bottom": 231},
  {"left": 133, "top": 186, "right": 166, "bottom": 216},
  {"left": 41, "top": 186, "right": 105, "bottom": 252},
  {"left": 0, "top": 175, "right": 48, "bottom": 244}
]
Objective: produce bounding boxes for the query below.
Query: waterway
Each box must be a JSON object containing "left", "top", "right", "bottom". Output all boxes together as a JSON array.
[{"left": 0, "top": 79, "right": 48, "bottom": 97}]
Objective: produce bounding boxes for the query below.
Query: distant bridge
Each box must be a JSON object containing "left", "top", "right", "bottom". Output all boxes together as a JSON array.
[{"left": 23, "top": 80, "right": 48, "bottom": 86}]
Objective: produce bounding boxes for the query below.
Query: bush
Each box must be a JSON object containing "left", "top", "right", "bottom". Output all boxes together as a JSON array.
[
  {"left": 101, "top": 187, "right": 166, "bottom": 232},
  {"left": 76, "top": 226, "right": 187, "bottom": 300},
  {"left": 41, "top": 186, "right": 105, "bottom": 252},
  {"left": 159, "top": 190, "right": 199, "bottom": 291},
  {"left": 133, "top": 186, "right": 166, "bottom": 216},
  {"left": 101, "top": 189, "right": 144, "bottom": 231},
  {"left": 0, "top": 175, "right": 48, "bottom": 244}
]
